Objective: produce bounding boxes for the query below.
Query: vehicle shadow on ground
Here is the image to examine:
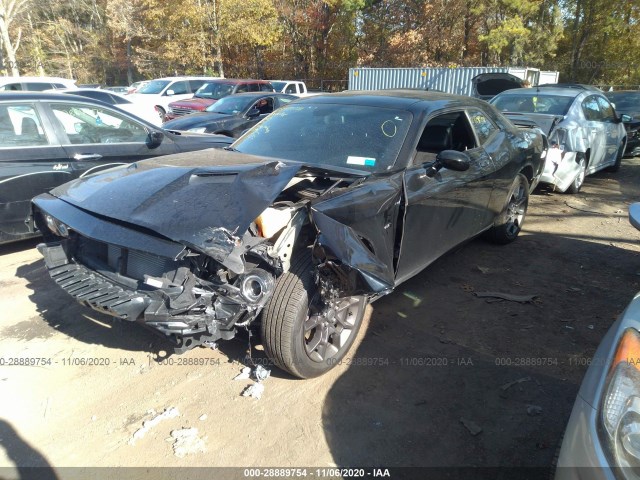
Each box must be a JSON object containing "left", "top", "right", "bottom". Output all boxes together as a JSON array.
[
  {"left": 14, "top": 259, "right": 173, "bottom": 354},
  {"left": 321, "top": 232, "right": 640, "bottom": 475},
  {"left": 0, "top": 418, "right": 58, "bottom": 479}
]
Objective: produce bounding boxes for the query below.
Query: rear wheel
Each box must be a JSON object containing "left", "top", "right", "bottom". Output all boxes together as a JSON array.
[
  {"left": 261, "top": 252, "right": 365, "bottom": 378},
  {"left": 155, "top": 106, "right": 166, "bottom": 122},
  {"left": 566, "top": 154, "right": 586, "bottom": 194},
  {"left": 487, "top": 173, "right": 529, "bottom": 244}
]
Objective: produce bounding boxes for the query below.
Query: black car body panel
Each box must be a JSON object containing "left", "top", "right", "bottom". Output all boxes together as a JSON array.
[
  {"left": 0, "top": 92, "right": 232, "bottom": 244},
  {"left": 605, "top": 91, "right": 640, "bottom": 157},
  {"left": 33, "top": 90, "right": 546, "bottom": 357}
]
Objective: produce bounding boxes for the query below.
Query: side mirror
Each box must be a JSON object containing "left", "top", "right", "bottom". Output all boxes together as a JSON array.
[
  {"left": 621, "top": 114, "right": 633, "bottom": 123},
  {"left": 247, "top": 107, "right": 261, "bottom": 118},
  {"left": 166, "top": 89, "right": 175, "bottom": 96},
  {"left": 423, "top": 150, "right": 470, "bottom": 176},
  {"left": 147, "top": 130, "right": 164, "bottom": 149}
]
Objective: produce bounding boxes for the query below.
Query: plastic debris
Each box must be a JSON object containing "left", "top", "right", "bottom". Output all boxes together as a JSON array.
[
  {"left": 129, "top": 407, "right": 180, "bottom": 445},
  {"left": 253, "top": 365, "right": 271, "bottom": 382},
  {"left": 241, "top": 383, "right": 265, "bottom": 399},
  {"left": 170, "top": 428, "right": 206, "bottom": 458},
  {"left": 233, "top": 367, "right": 251, "bottom": 380},
  {"left": 476, "top": 266, "right": 490, "bottom": 274},
  {"left": 402, "top": 292, "right": 423, "bottom": 307},
  {"left": 397, "top": 311, "right": 407, "bottom": 318},
  {"left": 199, "top": 414, "right": 207, "bottom": 421},
  {"left": 527, "top": 405, "right": 543, "bottom": 416},
  {"left": 460, "top": 417, "right": 482, "bottom": 436},
  {"left": 474, "top": 292, "right": 538, "bottom": 303}
]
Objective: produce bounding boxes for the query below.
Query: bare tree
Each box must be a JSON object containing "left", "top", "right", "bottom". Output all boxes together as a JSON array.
[{"left": 0, "top": 0, "right": 28, "bottom": 75}]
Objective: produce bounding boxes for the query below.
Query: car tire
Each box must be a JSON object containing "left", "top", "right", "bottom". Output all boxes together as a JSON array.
[
  {"left": 487, "top": 173, "right": 529, "bottom": 245},
  {"left": 566, "top": 153, "right": 587, "bottom": 194},
  {"left": 260, "top": 251, "right": 366, "bottom": 379},
  {"left": 155, "top": 106, "right": 166, "bottom": 121},
  {"left": 606, "top": 138, "right": 626, "bottom": 173}
]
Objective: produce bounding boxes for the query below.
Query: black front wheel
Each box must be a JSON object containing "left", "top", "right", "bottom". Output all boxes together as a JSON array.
[
  {"left": 261, "top": 253, "right": 365, "bottom": 378},
  {"left": 487, "top": 173, "right": 529, "bottom": 245}
]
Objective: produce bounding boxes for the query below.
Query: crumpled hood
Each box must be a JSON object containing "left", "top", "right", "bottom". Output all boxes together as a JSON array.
[
  {"left": 49, "top": 149, "right": 301, "bottom": 261},
  {"left": 503, "top": 112, "right": 564, "bottom": 136}
]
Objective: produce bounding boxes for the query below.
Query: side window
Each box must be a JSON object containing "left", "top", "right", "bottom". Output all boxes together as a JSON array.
[
  {"left": 0, "top": 83, "right": 22, "bottom": 91},
  {"left": 277, "top": 96, "right": 295, "bottom": 107},
  {"left": 235, "top": 84, "right": 249, "bottom": 93},
  {"left": 0, "top": 104, "right": 48, "bottom": 146},
  {"left": 167, "top": 81, "right": 188, "bottom": 95},
  {"left": 25, "top": 82, "right": 53, "bottom": 91},
  {"left": 253, "top": 98, "right": 274, "bottom": 115},
  {"left": 415, "top": 111, "right": 477, "bottom": 164},
  {"left": 596, "top": 96, "right": 616, "bottom": 122},
  {"left": 260, "top": 83, "right": 274, "bottom": 92},
  {"left": 189, "top": 79, "right": 207, "bottom": 93},
  {"left": 247, "top": 83, "right": 260, "bottom": 92},
  {"left": 284, "top": 84, "right": 297, "bottom": 94},
  {"left": 468, "top": 110, "right": 498, "bottom": 145},
  {"left": 582, "top": 96, "right": 602, "bottom": 121},
  {"left": 50, "top": 103, "right": 148, "bottom": 145}
]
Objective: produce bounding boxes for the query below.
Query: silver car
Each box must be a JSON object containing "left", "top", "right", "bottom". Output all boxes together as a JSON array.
[
  {"left": 491, "top": 87, "right": 627, "bottom": 193},
  {"left": 555, "top": 203, "right": 640, "bottom": 479}
]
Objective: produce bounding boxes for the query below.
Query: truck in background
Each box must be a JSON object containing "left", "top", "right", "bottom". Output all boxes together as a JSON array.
[{"left": 270, "top": 80, "right": 320, "bottom": 97}]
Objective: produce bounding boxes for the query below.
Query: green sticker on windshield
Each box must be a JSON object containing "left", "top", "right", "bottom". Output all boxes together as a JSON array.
[{"left": 347, "top": 156, "right": 376, "bottom": 166}]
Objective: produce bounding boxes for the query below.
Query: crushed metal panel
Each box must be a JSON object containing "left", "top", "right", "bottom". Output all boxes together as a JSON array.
[{"left": 310, "top": 172, "right": 404, "bottom": 296}]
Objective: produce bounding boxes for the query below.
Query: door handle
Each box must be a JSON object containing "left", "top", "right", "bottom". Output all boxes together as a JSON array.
[{"left": 73, "top": 153, "right": 103, "bottom": 161}]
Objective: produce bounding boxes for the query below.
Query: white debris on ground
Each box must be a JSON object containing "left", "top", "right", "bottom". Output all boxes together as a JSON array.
[
  {"left": 233, "top": 367, "right": 251, "bottom": 380},
  {"left": 241, "top": 382, "right": 265, "bottom": 399},
  {"left": 129, "top": 407, "right": 180, "bottom": 445},
  {"left": 171, "top": 427, "right": 206, "bottom": 458}
]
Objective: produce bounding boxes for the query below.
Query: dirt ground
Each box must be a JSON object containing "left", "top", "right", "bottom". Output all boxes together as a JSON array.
[{"left": 1, "top": 157, "right": 640, "bottom": 480}]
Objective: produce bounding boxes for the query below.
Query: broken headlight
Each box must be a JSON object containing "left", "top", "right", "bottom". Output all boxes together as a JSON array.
[
  {"left": 236, "top": 269, "right": 274, "bottom": 306},
  {"left": 44, "top": 214, "right": 69, "bottom": 238},
  {"left": 601, "top": 328, "right": 640, "bottom": 476}
]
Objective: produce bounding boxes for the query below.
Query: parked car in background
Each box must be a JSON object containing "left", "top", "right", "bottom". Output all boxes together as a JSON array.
[
  {"left": 165, "top": 79, "right": 275, "bottom": 120},
  {"left": 127, "top": 77, "right": 218, "bottom": 120},
  {"left": 491, "top": 86, "right": 627, "bottom": 193},
  {"left": 33, "top": 90, "right": 546, "bottom": 378},
  {"left": 56, "top": 88, "right": 161, "bottom": 125},
  {"left": 104, "top": 86, "right": 130, "bottom": 94},
  {"left": 555, "top": 203, "right": 640, "bottom": 479},
  {"left": 127, "top": 80, "right": 149, "bottom": 94},
  {"left": 270, "top": 80, "right": 318, "bottom": 97},
  {"left": 163, "top": 92, "right": 297, "bottom": 136},
  {"left": 605, "top": 90, "right": 640, "bottom": 157},
  {"left": 0, "top": 92, "right": 232, "bottom": 244},
  {"left": 0, "top": 76, "right": 76, "bottom": 92}
]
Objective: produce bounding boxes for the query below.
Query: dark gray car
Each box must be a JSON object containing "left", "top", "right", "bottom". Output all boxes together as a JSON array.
[{"left": 0, "top": 92, "right": 232, "bottom": 244}]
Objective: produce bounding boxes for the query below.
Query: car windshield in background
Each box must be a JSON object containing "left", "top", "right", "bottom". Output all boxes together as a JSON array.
[
  {"left": 492, "top": 94, "right": 574, "bottom": 115},
  {"left": 205, "top": 96, "right": 254, "bottom": 114},
  {"left": 195, "top": 82, "right": 235, "bottom": 99},
  {"left": 233, "top": 104, "right": 412, "bottom": 173},
  {"left": 605, "top": 92, "right": 640, "bottom": 113},
  {"left": 136, "top": 80, "right": 170, "bottom": 94},
  {"left": 271, "top": 81, "right": 286, "bottom": 91}
]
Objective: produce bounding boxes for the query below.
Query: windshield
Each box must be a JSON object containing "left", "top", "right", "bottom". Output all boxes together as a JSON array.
[
  {"left": 605, "top": 92, "right": 640, "bottom": 113},
  {"left": 271, "top": 81, "right": 286, "bottom": 92},
  {"left": 137, "top": 80, "right": 170, "bottom": 95},
  {"left": 195, "top": 82, "right": 235, "bottom": 99},
  {"left": 491, "top": 94, "right": 574, "bottom": 115},
  {"left": 233, "top": 103, "right": 412, "bottom": 173},
  {"left": 205, "top": 96, "right": 254, "bottom": 114}
]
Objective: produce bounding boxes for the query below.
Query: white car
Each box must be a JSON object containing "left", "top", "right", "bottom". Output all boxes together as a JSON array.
[
  {"left": 54, "top": 88, "right": 162, "bottom": 126},
  {"left": 127, "top": 76, "right": 220, "bottom": 120},
  {"left": 0, "top": 76, "right": 76, "bottom": 92}
]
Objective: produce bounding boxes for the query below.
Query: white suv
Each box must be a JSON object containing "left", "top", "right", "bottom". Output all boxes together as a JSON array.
[
  {"left": 127, "top": 76, "right": 219, "bottom": 120},
  {"left": 0, "top": 76, "right": 76, "bottom": 91}
]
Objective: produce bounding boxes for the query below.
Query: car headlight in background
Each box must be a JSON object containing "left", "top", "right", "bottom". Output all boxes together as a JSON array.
[
  {"left": 601, "top": 328, "right": 640, "bottom": 474},
  {"left": 187, "top": 127, "right": 207, "bottom": 133}
]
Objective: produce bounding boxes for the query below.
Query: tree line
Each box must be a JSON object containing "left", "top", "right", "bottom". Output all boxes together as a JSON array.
[{"left": 0, "top": 0, "right": 638, "bottom": 88}]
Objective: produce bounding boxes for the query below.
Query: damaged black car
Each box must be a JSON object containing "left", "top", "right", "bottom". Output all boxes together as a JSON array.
[{"left": 33, "top": 90, "right": 547, "bottom": 378}]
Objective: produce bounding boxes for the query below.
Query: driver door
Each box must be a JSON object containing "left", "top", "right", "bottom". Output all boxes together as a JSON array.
[{"left": 396, "top": 109, "right": 496, "bottom": 283}]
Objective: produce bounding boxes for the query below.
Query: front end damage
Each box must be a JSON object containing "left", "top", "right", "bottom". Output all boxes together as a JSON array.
[{"left": 33, "top": 158, "right": 402, "bottom": 353}]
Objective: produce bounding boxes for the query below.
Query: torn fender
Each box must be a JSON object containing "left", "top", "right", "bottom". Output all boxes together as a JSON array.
[{"left": 310, "top": 172, "right": 404, "bottom": 296}]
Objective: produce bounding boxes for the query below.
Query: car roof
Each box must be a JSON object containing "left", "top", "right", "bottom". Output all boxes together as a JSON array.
[
  {"left": 150, "top": 76, "right": 221, "bottom": 81},
  {"left": 217, "top": 92, "right": 294, "bottom": 99},
  {"left": 0, "top": 91, "right": 127, "bottom": 107},
  {"left": 203, "top": 79, "right": 272, "bottom": 85},
  {"left": 0, "top": 76, "right": 75, "bottom": 83},
  {"left": 494, "top": 87, "right": 587, "bottom": 98},
  {"left": 298, "top": 89, "right": 491, "bottom": 111}
]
